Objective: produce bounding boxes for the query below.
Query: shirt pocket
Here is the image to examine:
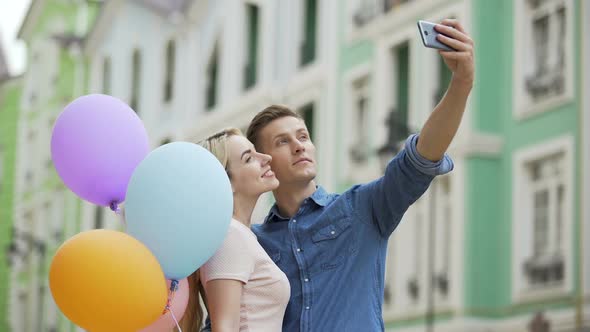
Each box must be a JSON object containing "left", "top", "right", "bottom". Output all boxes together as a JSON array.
[{"left": 311, "top": 217, "right": 359, "bottom": 272}]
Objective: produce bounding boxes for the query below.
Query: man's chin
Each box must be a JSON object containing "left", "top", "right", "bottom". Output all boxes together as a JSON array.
[
  {"left": 282, "top": 172, "right": 316, "bottom": 184},
  {"left": 298, "top": 172, "right": 316, "bottom": 183}
]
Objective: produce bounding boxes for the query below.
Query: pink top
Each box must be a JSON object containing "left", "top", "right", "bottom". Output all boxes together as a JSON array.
[{"left": 200, "top": 219, "right": 290, "bottom": 332}]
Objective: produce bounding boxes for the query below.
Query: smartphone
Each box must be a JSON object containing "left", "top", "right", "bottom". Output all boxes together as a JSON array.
[{"left": 417, "top": 20, "right": 455, "bottom": 51}]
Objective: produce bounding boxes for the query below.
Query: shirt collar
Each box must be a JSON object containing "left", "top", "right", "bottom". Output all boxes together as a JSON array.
[
  {"left": 265, "top": 186, "right": 329, "bottom": 223},
  {"left": 309, "top": 186, "right": 329, "bottom": 207}
]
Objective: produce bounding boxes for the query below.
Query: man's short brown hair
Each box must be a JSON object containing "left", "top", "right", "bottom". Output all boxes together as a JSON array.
[{"left": 246, "top": 104, "right": 302, "bottom": 150}]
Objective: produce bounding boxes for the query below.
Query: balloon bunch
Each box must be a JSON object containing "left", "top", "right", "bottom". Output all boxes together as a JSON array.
[{"left": 48, "top": 95, "right": 232, "bottom": 331}]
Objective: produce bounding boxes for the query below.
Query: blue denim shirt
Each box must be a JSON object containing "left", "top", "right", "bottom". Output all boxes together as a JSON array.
[{"left": 251, "top": 134, "right": 453, "bottom": 332}]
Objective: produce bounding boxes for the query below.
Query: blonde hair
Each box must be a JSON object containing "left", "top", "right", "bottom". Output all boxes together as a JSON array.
[
  {"left": 197, "top": 127, "right": 243, "bottom": 172},
  {"left": 177, "top": 127, "right": 242, "bottom": 332}
]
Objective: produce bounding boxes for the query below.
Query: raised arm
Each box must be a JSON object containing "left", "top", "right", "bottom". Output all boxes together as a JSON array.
[
  {"left": 349, "top": 135, "right": 453, "bottom": 237},
  {"left": 417, "top": 19, "right": 475, "bottom": 161}
]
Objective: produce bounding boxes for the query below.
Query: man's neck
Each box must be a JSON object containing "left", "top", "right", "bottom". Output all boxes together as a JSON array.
[{"left": 273, "top": 180, "right": 317, "bottom": 218}]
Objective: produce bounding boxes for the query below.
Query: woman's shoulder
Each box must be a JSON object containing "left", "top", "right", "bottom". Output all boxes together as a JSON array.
[{"left": 213, "top": 219, "right": 257, "bottom": 254}]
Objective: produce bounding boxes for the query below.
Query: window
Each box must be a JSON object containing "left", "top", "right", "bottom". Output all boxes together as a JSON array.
[
  {"left": 26, "top": 131, "right": 36, "bottom": 188},
  {"left": 512, "top": 135, "right": 573, "bottom": 300},
  {"left": 244, "top": 4, "right": 260, "bottom": 90},
  {"left": 298, "top": 103, "right": 315, "bottom": 140},
  {"left": 19, "top": 292, "right": 29, "bottom": 332},
  {"left": 523, "top": 154, "right": 565, "bottom": 286},
  {"left": 392, "top": 42, "right": 409, "bottom": 132},
  {"left": 383, "top": 240, "right": 395, "bottom": 310},
  {"left": 164, "top": 40, "right": 176, "bottom": 102},
  {"left": 408, "top": 207, "right": 423, "bottom": 302},
  {"left": 387, "top": 177, "right": 453, "bottom": 312},
  {"left": 206, "top": 44, "right": 219, "bottom": 110},
  {"left": 36, "top": 263, "right": 47, "bottom": 332},
  {"left": 102, "top": 57, "right": 111, "bottom": 95},
  {"left": 349, "top": 77, "right": 370, "bottom": 165},
  {"left": 433, "top": 176, "right": 452, "bottom": 300},
  {"left": 381, "top": 41, "right": 411, "bottom": 153},
  {"left": 514, "top": 0, "right": 573, "bottom": 117},
  {"left": 525, "top": 2, "right": 566, "bottom": 100},
  {"left": 94, "top": 206, "right": 104, "bottom": 229},
  {"left": 300, "top": 0, "right": 318, "bottom": 66},
  {"left": 130, "top": 50, "right": 141, "bottom": 113}
]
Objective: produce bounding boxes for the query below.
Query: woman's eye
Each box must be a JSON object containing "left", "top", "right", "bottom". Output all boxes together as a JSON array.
[{"left": 246, "top": 156, "right": 252, "bottom": 163}]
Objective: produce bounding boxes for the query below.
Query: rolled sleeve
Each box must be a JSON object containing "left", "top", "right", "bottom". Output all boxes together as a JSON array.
[{"left": 404, "top": 134, "right": 454, "bottom": 176}]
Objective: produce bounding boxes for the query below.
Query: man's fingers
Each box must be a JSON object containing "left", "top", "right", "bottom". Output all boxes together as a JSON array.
[
  {"left": 435, "top": 24, "right": 473, "bottom": 45},
  {"left": 439, "top": 18, "right": 467, "bottom": 34},
  {"left": 436, "top": 35, "right": 472, "bottom": 52},
  {"left": 438, "top": 50, "right": 472, "bottom": 60}
]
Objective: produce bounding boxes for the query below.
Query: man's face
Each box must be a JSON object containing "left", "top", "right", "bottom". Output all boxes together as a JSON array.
[{"left": 257, "top": 116, "right": 317, "bottom": 186}]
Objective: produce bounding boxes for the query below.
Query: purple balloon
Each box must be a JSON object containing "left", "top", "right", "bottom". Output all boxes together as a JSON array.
[{"left": 51, "top": 94, "right": 150, "bottom": 207}]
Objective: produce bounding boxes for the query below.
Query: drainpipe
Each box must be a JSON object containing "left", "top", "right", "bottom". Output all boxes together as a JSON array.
[{"left": 575, "top": 0, "right": 586, "bottom": 329}]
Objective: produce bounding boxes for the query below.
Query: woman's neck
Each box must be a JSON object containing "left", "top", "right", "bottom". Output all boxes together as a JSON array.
[{"left": 232, "top": 194, "right": 259, "bottom": 227}]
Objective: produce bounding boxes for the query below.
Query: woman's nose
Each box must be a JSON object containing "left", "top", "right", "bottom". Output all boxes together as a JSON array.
[{"left": 260, "top": 153, "right": 272, "bottom": 165}]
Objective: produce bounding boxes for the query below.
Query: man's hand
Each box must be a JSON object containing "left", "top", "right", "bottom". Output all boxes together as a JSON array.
[
  {"left": 435, "top": 19, "right": 475, "bottom": 87},
  {"left": 415, "top": 19, "right": 475, "bottom": 162}
]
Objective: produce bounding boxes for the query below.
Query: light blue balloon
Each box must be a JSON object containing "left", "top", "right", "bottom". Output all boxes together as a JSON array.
[{"left": 125, "top": 142, "right": 233, "bottom": 280}]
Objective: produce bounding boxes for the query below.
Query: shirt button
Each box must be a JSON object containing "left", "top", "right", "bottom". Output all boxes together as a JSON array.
[
  {"left": 330, "top": 231, "right": 336, "bottom": 235},
  {"left": 306, "top": 306, "right": 310, "bottom": 310},
  {"left": 293, "top": 219, "right": 297, "bottom": 223},
  {"left": 296, "top": 248, "right": 301, "bottom": 252},
  {"left": 304, "top": 278, "right": 309, "bottom": 282}
]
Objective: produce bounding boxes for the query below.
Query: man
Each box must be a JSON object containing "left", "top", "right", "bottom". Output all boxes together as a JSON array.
[{"left": 245, "top": 19, "right": 474, "bottom": 332}]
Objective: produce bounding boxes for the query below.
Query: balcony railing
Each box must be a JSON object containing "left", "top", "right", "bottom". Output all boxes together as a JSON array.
[{"left": 523, "top": 253, "right": 564, "bottom": 285}]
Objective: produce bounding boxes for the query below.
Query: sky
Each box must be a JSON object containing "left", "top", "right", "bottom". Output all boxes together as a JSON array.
[{"left": 0, "top": 1, "right": 32, "bottom": 75}]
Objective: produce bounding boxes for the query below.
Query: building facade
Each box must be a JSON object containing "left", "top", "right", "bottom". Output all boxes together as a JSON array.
[
  {"left": 3, "top": 0, "right": 589, "bottom": 331},
  {"left": 339, "top": 0, "right": 589, "bottom": 331},
  {"left": 0, "top": 37, "right": 23, "bottom": 331},
  {"left": 9, "top": 0, "right": 100, "bottom": 331}
]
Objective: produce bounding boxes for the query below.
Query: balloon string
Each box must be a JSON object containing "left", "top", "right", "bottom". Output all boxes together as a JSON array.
[
  {"left": 164, "top": 279, "right": 181, "bottom": 331},
  {"left": 163, "top": 279, "right": 179, "bottom": 314},
  {"left": 170, "top": 309, "right": 182, "bottom": 332}
]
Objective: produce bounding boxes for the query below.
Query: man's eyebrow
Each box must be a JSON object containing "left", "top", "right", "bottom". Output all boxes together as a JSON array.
[{"left": 271, "top": 133, "right": 288, "bottom": 141}]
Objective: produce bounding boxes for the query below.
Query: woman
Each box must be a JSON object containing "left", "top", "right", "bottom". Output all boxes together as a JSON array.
[{"left": 178, "top": 128, "right": 290, "bottom": 332}]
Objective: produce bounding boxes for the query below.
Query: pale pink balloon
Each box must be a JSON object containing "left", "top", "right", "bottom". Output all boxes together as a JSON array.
[{"left": 140, "top": 278, "right": 189, "bottom": 332}]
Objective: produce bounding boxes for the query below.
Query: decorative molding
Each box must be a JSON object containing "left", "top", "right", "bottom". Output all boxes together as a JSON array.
[
  {"left": 448, "top": 130, "right": 504, "bottom": 157},
  {"left": 346, "top": 0, "right": 453, "bottom": 44},
  {"left": 16, "top": 0, "right": 47, "bottom": 41}
]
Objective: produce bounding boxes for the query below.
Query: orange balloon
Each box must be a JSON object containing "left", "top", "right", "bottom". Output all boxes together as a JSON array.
[{"left": 49, "top": 230, "right": 167, "bottom": 331}]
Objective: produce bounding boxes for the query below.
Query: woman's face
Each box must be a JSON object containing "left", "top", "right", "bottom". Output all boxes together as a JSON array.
[{"left": 226, "top": 135, "right": 279, "bottom": 197}]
